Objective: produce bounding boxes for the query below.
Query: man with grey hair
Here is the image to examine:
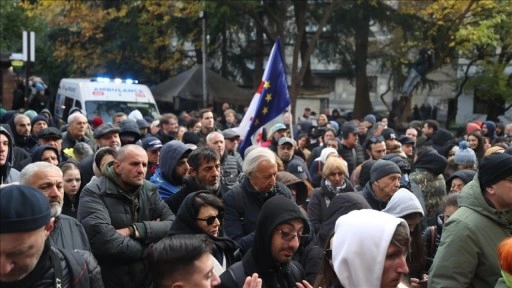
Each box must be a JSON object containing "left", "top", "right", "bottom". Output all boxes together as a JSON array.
[
  {"left": 223, "top": 147, "right": 293, "bottom": 253},
  {"left": 206, "top": 131, "right": 241, "bottom": 191},
  {"left": 62, "top": 112, "right": 94, "bottom": 150},
  {"left": 20, "top": 161, "right": 90, "bottom": 251}
]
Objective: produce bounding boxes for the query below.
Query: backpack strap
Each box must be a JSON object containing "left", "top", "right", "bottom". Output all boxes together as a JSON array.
[{"left": 233, "top": 185, "right": 245, "bottom": 224}]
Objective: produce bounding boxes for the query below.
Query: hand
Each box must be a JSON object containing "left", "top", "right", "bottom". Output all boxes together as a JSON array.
[
  {"left": 242, "top": 273, "right": 262, "bottom": 288},
  {"left": 116, "top": 227, "right": 131, "bottom": 237},
  {"left": 296, "top": 280, "right": 314, "bottom": 288}
]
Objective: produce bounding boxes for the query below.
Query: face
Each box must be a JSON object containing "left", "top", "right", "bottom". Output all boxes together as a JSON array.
[
  {"left": 174, "top": 157, "right": 190, "bottom": 180},
  {"left": 113, "top": 115, "right": 127, "bottom": 126},
  {"left": 163, "top": 118, "right": 178, "bottom": 134},
  {"left": 196, "top": 205, "right": 221, "bottom": 237},
  {"left": 63, "top": 169, "right": 81, "bottom": 196},
  {"left": 177, "top": 126, "right": 187, "bottom": 139},
  {"left": 0, "top": 134, "right": 8, "bottom": 167},
  {"left": 481, "top": 124, "right": 488, "bottom": 135},
  {"left": 15, "top": 116, "right": 31, "bottom": 137},
  {"left": 192, "top": 160, "right": 221, "bottom": 191},
  {"left": 207, "top": 134, "right": 225, "bottom": 157},
  {"left": 443, "top": 205, "right": 458, "bottom": 223},
  {"left": 450, "top": 178, "right": 465, "bottom": 193},
  {"left": 0, "top": 224, "right": 53, "bottom": 282},
  {"left": 248, "top": 160, "right": 277, "bottom": 193},
  {"left": 29, "top": 169, "right": 64, "bottom": 217},
  {"left": 277, "top": 144, "right": 294, "bottom": 162},
  {"left": 381, "top": 118, "right": 388, "bottom": 128},
  {"left": 201, "top": 112, "right": 214, "bottom": 129},
  {"left": 486, "top": 177, "right": 512, "bottom": 210},
  {"left": 422, "top": 124, "right": 433, "bottom": 137},
  {"left": 344, "top": 132, "right": 358, "bottom": 148},
  {"left": 297, "top": 137, "right": 307, "bottom": 149},
  {"left": 225, "top": 138, "right": 239, "bottom": 153},
  {"left": 405, "top": 215, "right": 422, "bottom": 233},
  {"left": 69, "top": 115, "right": 88, "bottom": 138},
  {"left": 401, "top": 143, "right": 414, "bottom": 157},
  {"left": 283, "top": 112, "right": 291, "bottom": 125},
  {"left": 225, "top": 113, "right": 235, "bottom": 124},
  {"left": 32, "top": 121, "right": 47, "bottom": 136},
  {"left": 97, "top": 133, "right": 121, "bottom": 150},
  {"left": 326, "top": 170, "right": 345, "bottom": 187},
  {"left": 317, "top": 115, "right": 328, "bottom": 126},
  {"left": 326, "top": 139, "right": 338, "bottom": 150},
  {"left": 193, "top": 121, "right": 202, "bottom": 132},
  {"left": 467, "top": 135, "right": 479, "bottom": 149},
  {"left": 380, "top": 243, "right": 409, "bottom": 288},
  {"left": 273, "top": 129, "right": 287, "bottom": 141},
  {"left": 369, "top": 142, "right": 386, "bottom": 160},
  {"left": 150, "top": 122, "right": 160, "bottom": 135},
  {"left": 40, "top": 149, "right": 59, "bottom": 165},
  {"left": 405, "top": 128, "right": 417, "bottom": 142},
  {"left": 147, "top": 148, "right": 160, "bottom": 164},
  {"left": 271, "top": 220, "right": 304, "bottom": 264},
  {"left": 114, "top": 148, "right": 148, "bottom": 188},
  {"left": 373, "top": 173, "right": 401, "bottom": 202},
  {"left": 323, "top": 131, "right": 335, "bottom": 143}
]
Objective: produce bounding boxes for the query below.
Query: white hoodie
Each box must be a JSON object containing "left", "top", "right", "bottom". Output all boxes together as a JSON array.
[
  {"left": 382, "top": 188, "right": 424, "bottom": 218},
  {"left": 333, "top": 209, "right": 409, "bottom": 287}
]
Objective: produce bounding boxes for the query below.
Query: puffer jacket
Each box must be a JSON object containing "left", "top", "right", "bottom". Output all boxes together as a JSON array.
[
  {"left": 0, "top": 126, "right": 20, "bottom": 185},
  {"left": 337, "top": 142, "right": 365, "bottom": 176},
  {"left": 78, "top": 163, "right": 175, "bottom": 288},
  {"left": 0, "top": 241, "right": 103, "bottom": 288},
  {"left": 428, "top": 176, "right": 512, "bottom": 287}
]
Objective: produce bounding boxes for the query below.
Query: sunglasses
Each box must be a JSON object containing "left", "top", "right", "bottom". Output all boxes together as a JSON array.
[
  {"left": 196, "top": 212, "right": 224, "bottom": 226},
  {"left": 369, "top": 136, "right": 384, "bottom": 143},
  {"left": 324, "top": 249, "right": 332, "bottom": 261},
  {"left": 275, "top": 229, "right": 308, "bottom": 242}
]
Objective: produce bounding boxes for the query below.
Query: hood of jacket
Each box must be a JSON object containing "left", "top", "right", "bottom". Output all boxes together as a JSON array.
[
  {"left": 160, "top": 140, "right": 191, "bottom": 184},
  {"left": 0, "top": 126, "right": 14, "bottom": 181},
  {"left": 30, "top": 144, "right": 60, "bottom": 163},
  {"left": 484, "top": 120, "right": 496, "bottom": 138},
  {"left": 252, "top": 195, "right": 310, "bottom": 283},
  {"left": 414, "top": 149, "right": 447, "bottom": 176},
  {"left": 458, "top": 175, "right": 512, "bottom": 227},
  {"left": 317, "top": 192, "right": 370, "bottom": 247},
  {"left": 118, "top": 119, "right": 141, "bottom": 142},
  {"left": 333, "top": 209, "right": 409, "bottom": 288},
  {"left": 382, "top": 188, "right": 424, "bottom": 218},
  {"left": 319, "top": 147, "right": 338, "bottom": 163}
]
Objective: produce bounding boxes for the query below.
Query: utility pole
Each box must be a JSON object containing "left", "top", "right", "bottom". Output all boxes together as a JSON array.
[
  {"left": 22, "top": 31, "right": 35, "bottom": 110},
  {"left": 200, "top": 10, "right": 207, "bottom": 108}
]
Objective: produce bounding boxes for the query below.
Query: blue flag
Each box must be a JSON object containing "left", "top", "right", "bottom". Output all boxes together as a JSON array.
[{"left": 238, "top": 37, "right": 291, "bottom": 156}]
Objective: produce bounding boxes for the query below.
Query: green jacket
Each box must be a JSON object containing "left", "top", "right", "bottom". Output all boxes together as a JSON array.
[{"left": 428, "top": 175, "right": 512, "bottom": 288}]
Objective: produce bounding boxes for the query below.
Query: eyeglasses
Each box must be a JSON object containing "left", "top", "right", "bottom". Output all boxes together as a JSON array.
[
  {"left": 196, "top": 212, "right": 224, "bottom": 226},
  {"left": 324, "top": 249, "right": 332, "bottom": 261},
  {"left": 275, "top": 229, "right": 308, "bottom": 242}
]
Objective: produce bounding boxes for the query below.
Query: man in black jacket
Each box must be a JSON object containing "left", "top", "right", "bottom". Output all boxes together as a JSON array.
[
  {"left": 0, "top": 185, "right": 103, "bottom": 287},
  {"left": 219, "top": 195, "right": 312, "bottom": 288},
  {"left": 78, "top": 144, "right": 174, "bottom": 288},
  {"left": 20, "top": 161, "right": 90, "bottom": 251}
]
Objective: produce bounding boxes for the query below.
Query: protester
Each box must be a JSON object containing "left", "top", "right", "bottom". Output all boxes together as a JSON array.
[
  {"left": 0, "top": 126, "right": 20, "bottom": 185},
  {"left": 359, "top": 159, "right": 402, "bottom": 211}
]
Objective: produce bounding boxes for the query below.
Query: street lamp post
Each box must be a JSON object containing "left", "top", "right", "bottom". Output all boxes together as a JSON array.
[{"left": 200, "top": 10, "right": 207, "bottom": 108}]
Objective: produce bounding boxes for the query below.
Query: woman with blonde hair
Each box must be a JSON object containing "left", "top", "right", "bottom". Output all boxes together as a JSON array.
[{"left": 307, "top": 156, "right": 354, "bottom": 234}]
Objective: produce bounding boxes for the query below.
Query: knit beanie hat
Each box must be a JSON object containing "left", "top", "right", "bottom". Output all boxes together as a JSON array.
[
  {"left": 360, "top": 160, "right": 377, "bottom": 187},
  {"left": 1, "top": 185, "right": 51, "bottom": 233},
  {"left": 453, "top": 141, "right": 477, "bottom": 166},
  {"left": 478, "top": 153, "right": 512, "bottom": 190},
  {"left": 466, "top": 122, "right": 481, "bottom": 134},
  {"left": 31, "top": 114, "right": 48, "bottom": 127},
  {"left": 370, "top": 159, "right": 401, "bottom": 183},
  {"left": 364, "top": 114, "right": 376, "bottom": 126}
]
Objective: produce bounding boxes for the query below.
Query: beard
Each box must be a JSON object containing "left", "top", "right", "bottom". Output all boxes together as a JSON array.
[{"left": 51, "top": 202, "right": 62, "bottom": 217}]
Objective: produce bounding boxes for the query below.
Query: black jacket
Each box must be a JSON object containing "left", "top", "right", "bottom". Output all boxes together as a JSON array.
[
  {"left": 165, "top": 175, "right": 225, "bottom": 215},
  {"left": 61, "top": 131, "right": 93, "bottom": 150},
  {"left": 169, "top": 191, "right": 239, "bottom": 268},
  {"left": 50, "top": 214, "right": 90, "bottom": 251},
  {"left": 0, "top": 241, "right": 103, "bottom": 288},
  {"left": 223, "top": 178, "right": 292, "bottom": 253},
  {"left": 0, "top": 126, "right": 21, "bottom": 184},
  {"left": 337, "top": 142, "right": 365, "bottom": 176},
  {"left": 78, "top": 153, "right": 95, "bottom": 186},
  {"left": 219, "top": 195, "right": 309, "bottom": 288},
  {"left": 359, "top": 182, "right": 388, "bottom": 211},
  {"left": 78, "top": 163, "right": 175, "bottom": 288}
]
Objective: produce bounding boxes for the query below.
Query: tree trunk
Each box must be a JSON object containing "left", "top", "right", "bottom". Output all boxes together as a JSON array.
[{"left": 353, "top": 7, "right": 372, "bottom": 120}]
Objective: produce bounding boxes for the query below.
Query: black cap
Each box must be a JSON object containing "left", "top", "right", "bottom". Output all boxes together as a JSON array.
[
  {"left": 341, "top": 123, "right": 358, "bottom": 137},
  {"left": 38, "top": 127, "right": 62, "bottom": 140},
  {"left": 399, "top": 136, "right": 415, "bottom": 145},
  {"left": 382, "top": 128, "right": 397, "bottom": 141},
  {"left": 1, "top": 185, "right": 52, "bottom": 233},
  {"left": 93, "top": 123, "right": 121, "bottom": 139}
]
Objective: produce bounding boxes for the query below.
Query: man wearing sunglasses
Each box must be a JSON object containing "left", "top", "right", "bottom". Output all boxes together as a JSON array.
[{"left": 220, "top": 195, "right": 313, "bottom": 288}]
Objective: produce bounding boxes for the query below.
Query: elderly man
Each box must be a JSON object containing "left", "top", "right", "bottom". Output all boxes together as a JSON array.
[
  {"left": 223, "top": 147, "right": 292, "bottom": 253},
  {"left": 78, "top": 144, "right": 174, "bottom": 288},
  {"left": 20, "top": 161, "right": 90, "bottom": 251},
  {"left": 78, "top": 123, "right": 121, "bottom": 184},
  {"left": 0, "top": 185, "right": 103, "bottom": 287},
  {"left": 359, "top": 159, "right": 402, "bottom": 211},
  {"left": 62, "top": 112, "right": 93, "bottom": 150},
  {"left": 429, "top": 153, "right": 512, "bottom": 287},
  {"left": 207, "top": 131, "right": 240, "bottom": 190}
]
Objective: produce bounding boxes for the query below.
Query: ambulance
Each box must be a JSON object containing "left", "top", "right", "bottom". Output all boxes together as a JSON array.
[{"left": 53, "top": 78, "right": 160, "bottom": 125}]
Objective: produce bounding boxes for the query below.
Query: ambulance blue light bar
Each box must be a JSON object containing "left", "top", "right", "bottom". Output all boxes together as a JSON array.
[{"left": 91, "top": 77, "right": 138, "bottom": 84}]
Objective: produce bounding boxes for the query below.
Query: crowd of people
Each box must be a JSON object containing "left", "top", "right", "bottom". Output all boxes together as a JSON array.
[{"left": 1, "top": 104, "right": 512, "bottom": 288}]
